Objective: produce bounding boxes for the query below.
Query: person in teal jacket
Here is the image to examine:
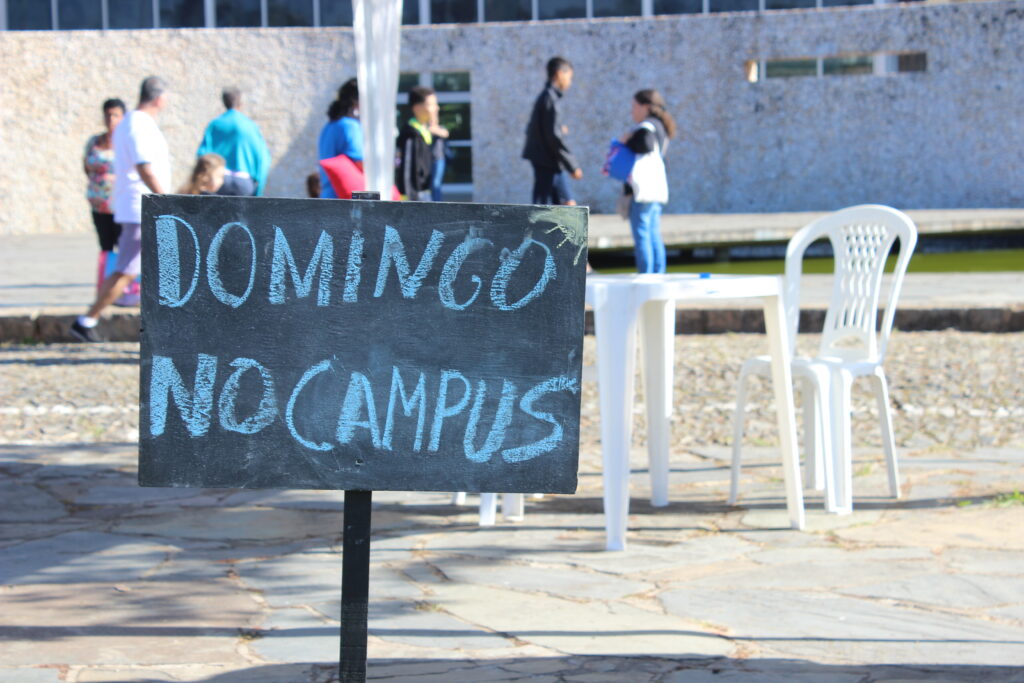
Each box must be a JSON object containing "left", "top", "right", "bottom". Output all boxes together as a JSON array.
[{"left": 197, "top": 87, "right": 271, "bottom": 195}]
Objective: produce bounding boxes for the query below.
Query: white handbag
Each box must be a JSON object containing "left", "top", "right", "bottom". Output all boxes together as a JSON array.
[{"left": 628, "top": 121, "right": 669, "bottom": 204}]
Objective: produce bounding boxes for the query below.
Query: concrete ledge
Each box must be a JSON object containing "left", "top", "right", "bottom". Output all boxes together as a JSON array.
[
  {"left": 2, "top": 312, "right": 143, "bottom": 344},
  {"left": 4, "top": 306, "right": 1022, "bottom": 344}
]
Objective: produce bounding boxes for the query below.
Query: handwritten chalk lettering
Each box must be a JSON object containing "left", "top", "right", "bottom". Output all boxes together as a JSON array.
[
  {"left": 490, "top": 238, "right": 556, "bottom": 311},
  {"left": 150, "top": 354, "right": 218, "bottom": 437},
  {"left": 153, "top": 216, "right": 559, "bottom": 312},
  {"left": 383, "top": 367, "right": 427, "bottom": 452},
  {"left": 207, "top": 222, "right": 257, "bottom": 308},
  {"left": 269, "top": 227, "right": 334, "bottom": 306},
  {"left": 218, "top": 358, "right": 277, "bottom": 434},
  {"left": 148, "top": 354, "right": 578, "bottom": 463},
  {"left": 374, "top": 226, "right": 445, "bottom": 300},
  {"left": 155, "top": 214, "right": 201, "bottom": 307},
  {"left": 439, "top": 237, "right": 492, "bottom": 311}
]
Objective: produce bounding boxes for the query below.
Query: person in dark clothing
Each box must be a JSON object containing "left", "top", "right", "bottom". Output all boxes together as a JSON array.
[
  {"left": 396, "top": 86, "right": 438, "bottom": 201},
  {"left": 522, "top": 56, "right": 583, "bottom": 206}
]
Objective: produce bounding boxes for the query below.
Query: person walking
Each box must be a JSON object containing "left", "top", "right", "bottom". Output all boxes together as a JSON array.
[
  {"left": 196, "top": 87, "right": 271, "bottom": 196},
  {"left": 70, "top": 76, "right": 171, "bottom": 343},
  {"left": 318, "top": 78, "right": 362, "bottom": 199},
  {"left": 621, "top": 89, "right": 676, "bottom": 274},
  {"left": 522, "top": 56, "right": 582, "bottom": 206},
  {"left": 82, "top": 98, "right": 126, "bottom": 289},
  {"left": 396, "top": 86, "right": 438, "bottom": 202}
]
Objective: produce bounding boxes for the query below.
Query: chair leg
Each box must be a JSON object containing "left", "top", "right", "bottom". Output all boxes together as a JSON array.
[
  {"left": 451, "top": 492, "right": 467, "bottom": 506},
  {"left": 807, "top": 365, "right": 837, "bottom": 513},
  {"left": 830, "top": 368, "right": 854, "bottom": 515},
  {"left": 729, "top": 366, "right": 753, "bottom": 505},
  {"left": 479, "top": 493, "right": 497, "bottom": 526},
  {"left": 871, "top": 368, "right": 901, "bottom": 499},
  {"left": 502, "top": 493, "right": 525, "bottom": 521},
  {"left": 640, "top": 299, "right": 675, "bottom": 508},
  {"left": 801, "top": 376, "right": 823, "bottom": 491}
]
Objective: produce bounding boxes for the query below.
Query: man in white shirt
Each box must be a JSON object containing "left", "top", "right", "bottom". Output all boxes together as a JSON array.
[{"left": 72, "top": 76, "right": 171, "bottom": 342}]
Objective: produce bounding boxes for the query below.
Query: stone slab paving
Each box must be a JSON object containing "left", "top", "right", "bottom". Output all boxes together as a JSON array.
[{"left": 1, "top": 334, "right": 1023, "bottom": 681}]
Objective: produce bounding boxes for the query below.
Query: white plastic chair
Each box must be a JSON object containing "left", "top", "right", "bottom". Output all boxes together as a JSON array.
[
  {"left": 452, "top": 492, "right": 542, "bottom": 525},
  {"left": 730, "top": 205, "right": 918, "bottom": 514}
]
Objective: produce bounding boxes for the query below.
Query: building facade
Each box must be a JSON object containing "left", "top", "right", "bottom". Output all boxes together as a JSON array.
[{"left": 0, "top": 0, "right": 1021, "bottom": 235}]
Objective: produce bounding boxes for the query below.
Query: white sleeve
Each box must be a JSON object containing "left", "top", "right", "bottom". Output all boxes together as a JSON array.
[{"left": 129, "top": 115, "right": 159, "bottom": 166}]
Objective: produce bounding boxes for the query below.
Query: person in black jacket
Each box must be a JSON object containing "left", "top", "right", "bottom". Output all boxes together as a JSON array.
[
  {"left": 396, "top": 86, "right": 438, "bottom": 201},
  {"left": 522, "top": 56, "right": 583, "bottom": 206}
]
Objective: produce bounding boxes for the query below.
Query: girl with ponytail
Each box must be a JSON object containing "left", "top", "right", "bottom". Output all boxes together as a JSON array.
[{"left": 620, "top": 88, "right": 676, "bottom": 273}]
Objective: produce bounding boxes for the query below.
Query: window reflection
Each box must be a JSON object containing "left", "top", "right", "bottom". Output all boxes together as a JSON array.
[
  {"left": 538, "top": 0, "right": 586, "bottom": 20},
  {"left": 109, "top": 0, "right": 154, "bottom": 29},
  {"left": 320, "top": 0, "right": 351, "bottom": 26},
  {"left": 269, "top": 0, "right": 314, "bottom": 26},
  {"left": 431, "top": 0, "right": 477, "bottom": 23},
  {"left": 217, "top": 0, "right": 261, "bottom": 27},
  {"left": 484, "top": 0, "right": 531, "bottom": 21},
  {"left": 58, "top": 0, "right": 102, "bottom": 29},
  {"left": 593, "top": 0, "right": 642, "bottom": 18},
  {"left": 653, "top": 0, "right": 703, "bottom": 15},
  {"left": 161, "top": 0, "right": 204, "bottom": 28},
  {"left": 7, "top": 0, "right": 51, "bottom": 30}
]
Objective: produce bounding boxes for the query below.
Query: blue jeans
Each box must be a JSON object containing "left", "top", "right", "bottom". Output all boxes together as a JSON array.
[
  {"left": 431, "top": 156, "right": 445, "bottom": 202},
  {"left": 629, "top": 200, "right": 666, "bottom": 273},
  {"left": 531, "top": 164, "right": 574, "bottom": 205}
]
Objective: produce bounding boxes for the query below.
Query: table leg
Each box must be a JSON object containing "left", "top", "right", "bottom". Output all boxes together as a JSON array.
[
  {"left": 594, "top": 289, "right": 639, "bottom": 551},
  {"left": 640, "top": 299, "right": 675, "bottom": 507},
  {"left": 762, "top": 294, "right": 805, "bottom": 530}
]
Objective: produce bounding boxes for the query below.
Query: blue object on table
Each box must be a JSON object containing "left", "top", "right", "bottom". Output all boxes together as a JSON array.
[
  {"left": 602, "top": 140, "right": 636, "bottom": 182},
  {"left": 699, "top": 272, "right": 711, "bottom": 278}
]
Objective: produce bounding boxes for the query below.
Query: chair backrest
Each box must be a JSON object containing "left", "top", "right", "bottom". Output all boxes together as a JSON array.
[{"left": 783, "top": 205, "right": 918, "bottom": 363}]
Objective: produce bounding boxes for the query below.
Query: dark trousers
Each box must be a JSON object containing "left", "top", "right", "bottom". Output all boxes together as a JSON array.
[
  {"left": 530, "top": 163, "right": 574, "bottom": 206},
  {"left": 91, "top": 211, "right": 122, "bottom": 252}
]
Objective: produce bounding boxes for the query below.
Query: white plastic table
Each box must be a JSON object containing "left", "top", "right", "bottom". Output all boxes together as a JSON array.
[{"left": 585, "top": 273, "right": 804, "bottom": 550}]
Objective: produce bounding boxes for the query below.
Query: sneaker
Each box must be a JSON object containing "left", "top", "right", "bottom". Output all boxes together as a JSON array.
[{"left": 69, "top": 320, "right": 102, "bottom": 343}]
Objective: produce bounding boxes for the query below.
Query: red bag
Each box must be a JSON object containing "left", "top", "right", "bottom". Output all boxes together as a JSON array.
[{"left": 319, "top": 154, "right": 401, "bottom": 200}]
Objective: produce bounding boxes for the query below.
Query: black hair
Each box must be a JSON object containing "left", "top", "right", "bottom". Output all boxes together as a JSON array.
[
  {"left": 546, "top": 56, "right": 573, "bottom": 81},
  {"left": 222, "top": 86, "right": 241, "bottom": 109},
  {"left": 102, "top": 98, "right": 126, "bottom": 114},
  {"left": 328, "top": 77, "right": 359, "bottom": 121},
  {"left": 408, "top": 85, "right": 435, "bottom": 108},
  {"left": 139, "top": 76, "right": 168, "bottom": 105}
]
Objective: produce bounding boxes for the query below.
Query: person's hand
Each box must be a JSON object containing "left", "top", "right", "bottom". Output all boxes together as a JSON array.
[
  {"left": 571, "top": 168, "right": 583, "bottom": 180},
  {"left": 565, "top": 199, "right": 577, "bottom": 206}
]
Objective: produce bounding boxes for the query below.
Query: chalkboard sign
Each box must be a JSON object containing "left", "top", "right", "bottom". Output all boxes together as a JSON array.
[{"left": 138, "top": 195, "right": 588, "bottom": 494}]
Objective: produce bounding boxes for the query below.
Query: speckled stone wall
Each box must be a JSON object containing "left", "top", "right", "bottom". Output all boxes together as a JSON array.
[{"left": 1, "top": 1, "right": 1021, "bottom": 235}]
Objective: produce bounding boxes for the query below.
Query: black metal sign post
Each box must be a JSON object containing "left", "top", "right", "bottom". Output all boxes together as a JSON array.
[
  {"left": 339, "top": 192, "right": 379, "bottom": 683},
  {"left": 340, "top": 488, "right": 372, "bottom": 682}
]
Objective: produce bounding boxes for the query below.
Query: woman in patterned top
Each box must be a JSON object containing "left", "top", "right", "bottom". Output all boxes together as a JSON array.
[{"left": 83, "top": 99, "right": 126, "bottom": 275}]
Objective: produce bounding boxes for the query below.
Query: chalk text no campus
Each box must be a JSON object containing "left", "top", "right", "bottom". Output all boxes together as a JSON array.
[{"left": 147, "top": 211, "right": 579, "bottom": 465}]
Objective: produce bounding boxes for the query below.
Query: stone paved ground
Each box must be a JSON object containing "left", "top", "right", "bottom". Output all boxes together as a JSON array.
[{"left": 1, "top": 333, "right": 1023, "bottom": 682}]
